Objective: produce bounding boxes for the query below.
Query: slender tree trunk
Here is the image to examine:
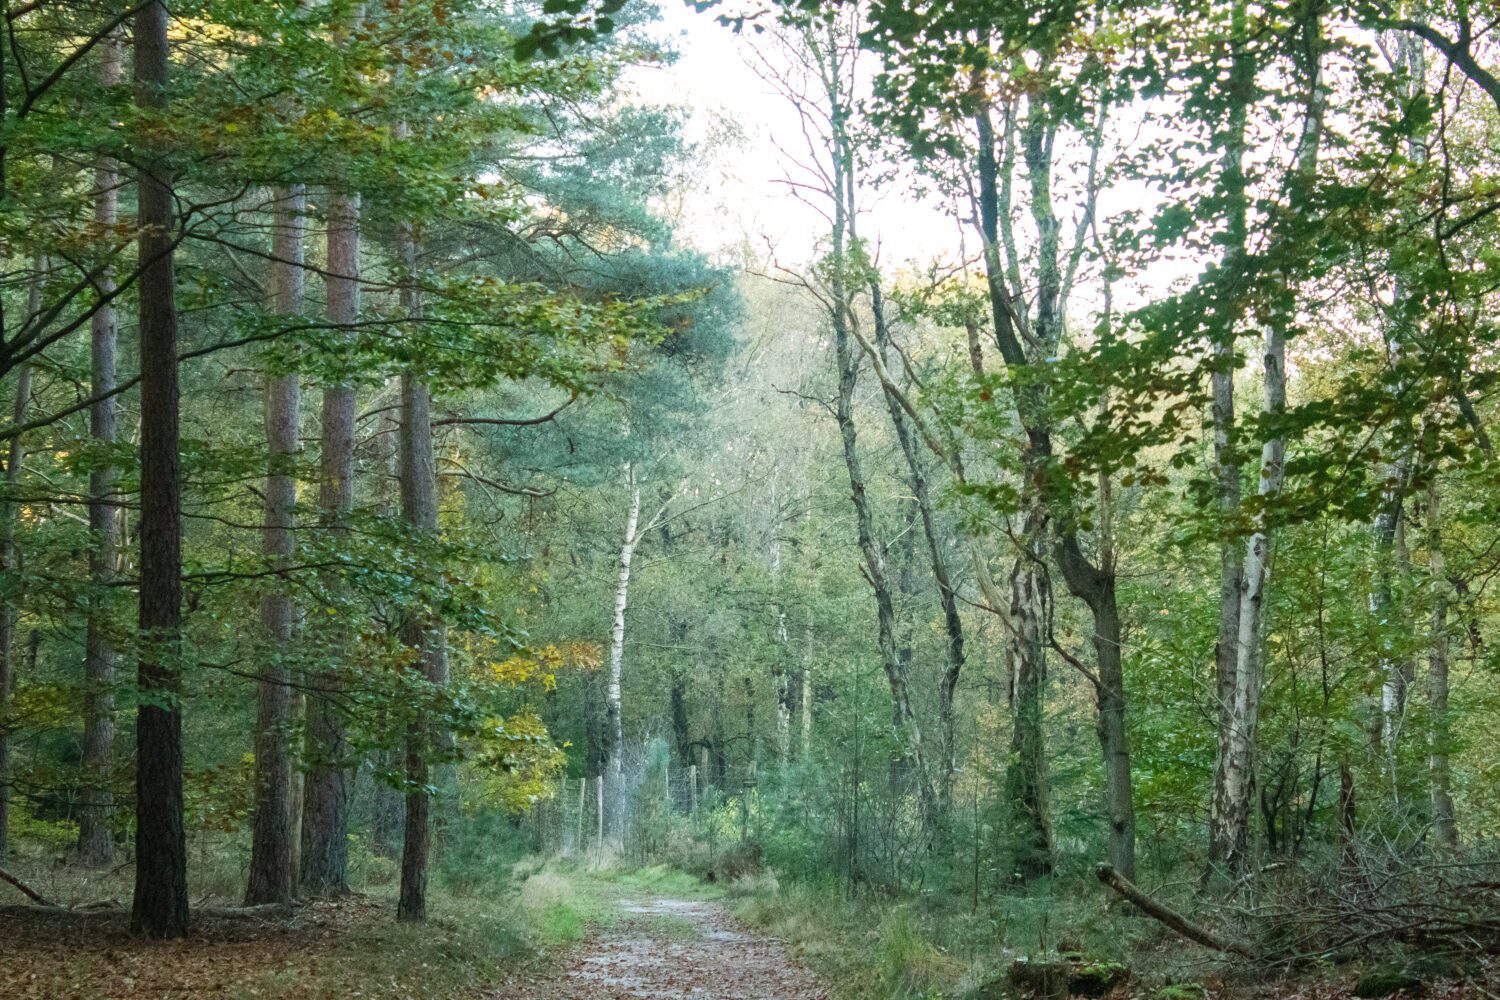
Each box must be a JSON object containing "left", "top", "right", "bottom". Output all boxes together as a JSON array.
[
  {"left": 369, "top": 399, "right": 403, "bottom": 858},
  {"left": 78, "top": 36, "right": 124, "bottom": 868},
  {"left": 1215, "top": 324, "right": 1287, "bottom": 876},
  {"left": 245, "top": 186, "right": 304, "bottom": 906},
  {"left": 1212, "top": 4, "right": 1322, "bottom": 881},
  {"left": 775, "top": 609, "right": 793, "bottom": 767},
  {"left": 822, "top": 86, "right": 933, "bottom": 825},
  {"left": 869, "top": 283, "right": 967, "bottom": 815},
  {"left": 396, "top": 224, "right": 448, "bottom": 923},
  {"left": 801, "top": 616, "right": 813, "bottom": 758},
  {"left": 605, "top": 465, "right": 640, "bottom": 838},
  {"left": 1426, "top": 480, "right": 1458, "bottom": 847},
  {"left": 1374, "top": 32, "right": 1428, "bottom": 768},
  {"left": 301, "top": 187, "right": 360, "bottom": 896},
  {"left": 1207, "top": 0, "right": 1252, "bottom": 876},
  {"left": 131, "top": 0, "right": 188, "bottom": 937}
]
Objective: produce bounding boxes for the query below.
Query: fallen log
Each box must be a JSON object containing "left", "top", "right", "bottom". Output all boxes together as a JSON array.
[
  {"left": 1096, "top": 864, "right": 1256, "bottom": 959},
  {"left": 0, "top": 900, "right": 290, "bottom": 919},
  {"left": 0, "top": 865, "right": 55, "bottom": 907}
]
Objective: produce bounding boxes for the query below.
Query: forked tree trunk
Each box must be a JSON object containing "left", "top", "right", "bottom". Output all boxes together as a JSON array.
[
  {"left": 301, "top": 187, "right": 360, "bottom": 897},
  {"left": 605, "top": 466, "right": 640, "bottom": 839},
  {"left": 131, "top": 0, "right": 189, "bottom": 938},
  {"left": 78, "top": 36, "right": 124, "bottom": 869},
  {"left": 245, "top": 185, "right": 304, "bottom": 906}
]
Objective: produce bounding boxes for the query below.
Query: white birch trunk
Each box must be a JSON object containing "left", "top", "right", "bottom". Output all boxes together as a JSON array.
[{"left": 605, "top": 463, "right": 640, "bottom": 838}]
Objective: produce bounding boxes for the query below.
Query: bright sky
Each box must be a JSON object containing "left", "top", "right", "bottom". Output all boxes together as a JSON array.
[{"left": 623, "top": 3, "right": 965, "bottom": 271}]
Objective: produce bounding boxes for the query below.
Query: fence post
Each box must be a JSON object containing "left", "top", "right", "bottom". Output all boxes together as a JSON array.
[
  {"left": 595, "top": 774, "right": 605, "bottom": 861},
  {"left": 575, "top": 776, "right": 585, "bottom": 854},
  {"left": 689, "top": 764, "right": 698, "bottom": 813}
]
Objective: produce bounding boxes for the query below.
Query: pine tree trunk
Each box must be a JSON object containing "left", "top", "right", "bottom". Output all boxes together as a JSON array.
[
  {"left": 78, "top": 36, "right": 124, "bottom": 868},
  {"left": 302, "top": 188, "right": 360, "bottom": 897},
  {"left": 368, "top": 400, "right": 403, "bottom": 858},
  {"left": 396, "top": 225, "right": 447, "bottom": 922},
  {"left": 246, "top": 186, "right": 304, "bottom": 906},
  {"left": 130, "top": 0, "right": 189, "bottom": 938},
  {"left": 605, "top": 466, "right": 640, "bottom": 839},
  {"left": 0, "top": 354, "right": 33, "bottom": 866}
]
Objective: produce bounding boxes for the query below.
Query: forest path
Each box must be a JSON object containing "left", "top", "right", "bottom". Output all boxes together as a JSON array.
[{"left": 492, "top": 895, "right": 828, "bottom": 999}]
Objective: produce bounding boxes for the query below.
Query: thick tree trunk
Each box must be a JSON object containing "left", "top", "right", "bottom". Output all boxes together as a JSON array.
[
  {"left": 0, "top": 264, "right": 42, "bottom": 864},
  {"left": 1426, "top": 481, "right": 1457, "bottom": 847},
  {"left": 1005, "top": 518, "right": 1054, "bottom": 878},
  {"left": 604, "top": 464, "right": 640, "bottom": 838},
  {"left": 0, "top": 357, "right": 32, "bottom": 866},
  {"left": 245, "top": 186, "right": 304, "bottom": 906},
  {"left": 130, "top": 0, "right": 189, "bottom": 938},
  {"left": 78, "top": 36, "right": 123, "bottom": 869},
  {"left": 301, "top": 188, "right": 360, "bottom": 897},
  {"left": 396, "top": 224, "right": 448, "bottom": 921}
]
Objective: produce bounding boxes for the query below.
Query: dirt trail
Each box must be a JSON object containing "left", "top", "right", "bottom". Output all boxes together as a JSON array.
[{"left": 495, "top": 897, "right": 828, "bottom": 999}]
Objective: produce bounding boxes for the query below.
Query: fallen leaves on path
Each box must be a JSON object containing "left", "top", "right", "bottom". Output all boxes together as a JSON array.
[{"left": 490, "top": 897, "right": 828, "bottom": 1000}]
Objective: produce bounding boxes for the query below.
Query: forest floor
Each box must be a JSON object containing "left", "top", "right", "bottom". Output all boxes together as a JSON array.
[{"left": 0, "top": 856, "right": 826, "bottom": 999}]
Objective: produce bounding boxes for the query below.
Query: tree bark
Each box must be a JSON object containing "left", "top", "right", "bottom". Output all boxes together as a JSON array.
[
  {"left": 1006, "top": 517, "right": 1054, "bottom": 878},
  {"left": 1207, "top": 0, "right": 1250, "bottom": 876},
  {"left": 301, "top": 188, "right": 360, "bottom": 897},
  {"left": 973, "top": 90, "right": 1135, "bottom": 877},
  {"left": 245, "top": 186, "right": 304, "bottom": 906},
  {"left": 130, "top": 0, "right": 189, "bottom": 938},
  {"left": 0, "top": 321, "right": 34, "bottom": 867},
  {"left": 605, "top": 465, "right": 640, "bottom": 839},
  {"left": 1426, "top": 480, "right": 1457, "bottom": 847},
  {"left": 77, "top": 35, "right": 123, "bottom": 869},
  {"left": 1210, "top": 3, "right": 1321, "bottom": 880},
  {"left": 396, "top": 224, "right": 447, "bottom": 923},
  {"left": 869, "top": 283, "right": 968, "bottom": 816}
]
